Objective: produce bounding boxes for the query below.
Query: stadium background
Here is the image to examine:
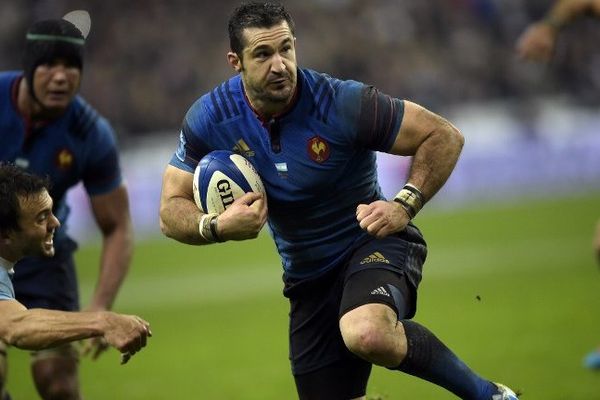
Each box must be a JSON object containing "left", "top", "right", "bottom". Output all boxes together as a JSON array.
[{"left": 1, "top": 0, "right": 599, "bottom": 398}]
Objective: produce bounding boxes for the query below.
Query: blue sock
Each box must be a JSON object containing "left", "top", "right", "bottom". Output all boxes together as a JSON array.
[{"left": 391, "top": 320, "right": 497, "bottom": 400}]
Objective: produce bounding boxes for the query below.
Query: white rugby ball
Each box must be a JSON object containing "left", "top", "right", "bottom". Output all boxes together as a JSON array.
[{"left": 193, "top": 150, "right": 265, "bottom": 214}]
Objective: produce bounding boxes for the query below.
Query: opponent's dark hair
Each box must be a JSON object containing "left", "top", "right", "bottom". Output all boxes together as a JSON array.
[
  {"left": 22, "top": 18, "right": 85, "bottom": 101},
  {"left": 228, "top": 2, "right": 295, "bottom": 56},
  {"left": 0, "top": 163, "right": 50, "bottom": 233}
]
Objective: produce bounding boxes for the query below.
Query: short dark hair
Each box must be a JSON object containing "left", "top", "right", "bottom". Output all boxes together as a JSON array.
[
  {"left": 0, "top": 163, "right": 50, "bottom": 233},
  {"left": 228, "top": 2, "right": 295, "bottom": 56}
]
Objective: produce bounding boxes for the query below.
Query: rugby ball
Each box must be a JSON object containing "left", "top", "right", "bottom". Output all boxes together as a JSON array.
[{"left": 193, "top": 150, "right": 265, "bottom": 214}]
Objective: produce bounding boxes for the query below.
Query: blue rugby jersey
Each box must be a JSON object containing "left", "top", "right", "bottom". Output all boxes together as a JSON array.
[
  {"left": 170, "top": 68, "right": 404, "bottom": 278},
  {"left": 0, "top": 71, "right": 123, "bottom": 245}
]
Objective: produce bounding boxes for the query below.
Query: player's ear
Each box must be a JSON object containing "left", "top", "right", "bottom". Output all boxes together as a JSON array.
[
  {"left": 0, "top": 230, "right": 12, "bottom": 244},
  {"left": 227, "top": 52, "right": 242, "bottom": 72}
]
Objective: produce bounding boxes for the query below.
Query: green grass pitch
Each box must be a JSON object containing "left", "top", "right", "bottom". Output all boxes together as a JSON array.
[{"left": 6, "top": 192, "right": 600, "bottom": 399}]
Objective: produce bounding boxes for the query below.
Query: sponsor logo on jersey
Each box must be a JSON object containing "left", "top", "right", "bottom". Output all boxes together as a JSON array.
[
  {"left": 307, "top": 136, "right": 330, "bottom": 163},
  {"left": 232, "top": 139, "right": 255, "bottom": 157},
  {"left": 55, "top": 148, "right": 74, "bottom": 170},
  {"left": 360, "top": 251, "right": 390, "bottom": 265}
]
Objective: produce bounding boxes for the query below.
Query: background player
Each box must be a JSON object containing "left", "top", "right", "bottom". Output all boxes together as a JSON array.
[
  {"left": 0, "top": 13, "right": 134, "bottom": 400},
  {"left": 160, "top": 2, "right": 519, "bottom": 399},
  {"left": 516, "top": 0, "right": 600, "bottom": 370}
]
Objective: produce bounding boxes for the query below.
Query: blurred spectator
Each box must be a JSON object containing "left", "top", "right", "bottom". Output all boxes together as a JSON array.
[{"left": 1, "top": 0, "right": 599, "bottom": 137}]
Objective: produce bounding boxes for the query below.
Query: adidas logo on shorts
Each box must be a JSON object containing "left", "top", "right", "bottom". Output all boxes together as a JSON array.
[
  {"left": 370, "top": 286, "right": 390, "bottom": 297},
  {"left": 360, "top": 251, "right": 390, "bottom": 265}
]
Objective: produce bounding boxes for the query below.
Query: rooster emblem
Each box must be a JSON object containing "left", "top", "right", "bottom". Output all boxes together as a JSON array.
[
  {"left": 307, "top": 136, "right": 330, "bottom": 163},
  {"left": 55, "top": 148, "right": 74, "bottom": 170}
]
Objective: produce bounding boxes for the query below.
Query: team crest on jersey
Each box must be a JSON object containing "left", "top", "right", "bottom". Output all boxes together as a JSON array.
[
  {"left": 55, "top": 148, "right": 74, "bottom": 170},
  {"left": 307, "top": 136, "right": 330, "bottom": 163}
]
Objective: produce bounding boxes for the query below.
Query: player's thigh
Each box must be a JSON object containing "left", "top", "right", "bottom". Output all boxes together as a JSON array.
[
  {"left": 294, "top": 358, "right": 371, "bottom": 400},
  {"left": 284, "top": 266, "right": 372, "bottom": 399},
  {"left": 31, "top": 343, "right": 80, "bottom": 387},
  {"left": 0, "top": 340, "right": 7, "bottom": 386},
  {"left": 341, "top": 233, "right": 423, "bottom": 321}
]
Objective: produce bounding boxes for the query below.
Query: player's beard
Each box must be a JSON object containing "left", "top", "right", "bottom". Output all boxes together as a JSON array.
[{"left": 243, "top": 69, "right": 296, "bottom": 110}]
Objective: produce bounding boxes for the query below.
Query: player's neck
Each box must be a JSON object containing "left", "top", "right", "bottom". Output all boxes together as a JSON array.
[{"left": 0, "top": 250, "right": 18, "bottom": 268}]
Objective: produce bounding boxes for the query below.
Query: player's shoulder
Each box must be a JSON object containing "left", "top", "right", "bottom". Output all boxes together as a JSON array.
[
  {"left": 0, "top": 71, "right": 20, "bottom": 94},
  {"left": 299, "top": 68, "right": 365, "bottom": 123},
  {"left": 0, "top": 70, "right": 20, "bottom": 82},
  {"left": 190, "top": 74, "right": 244, "bottom": 125},
  {"left": 67, "top": 95, "right": 107, "bottom": 138}
]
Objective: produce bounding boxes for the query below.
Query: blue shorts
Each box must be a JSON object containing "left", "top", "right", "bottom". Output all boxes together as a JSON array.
[
  {"left": 283, "top": 225, "right": 427, "bottom": 398},
  {"left": 13, "top": 238, "right": 80, "bottom": 311}
]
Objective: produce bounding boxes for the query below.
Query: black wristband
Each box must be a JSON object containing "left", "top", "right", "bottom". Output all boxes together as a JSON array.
[{"left": 209, "top": 215, "right": 224, "bottom": 242}]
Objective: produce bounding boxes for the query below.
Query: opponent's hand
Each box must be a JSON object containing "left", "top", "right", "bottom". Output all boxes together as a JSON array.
[
  {"left": 516, "top": 22, "right": 558, "bottom": 62},
  {"left": 356, "top": 200, "right": 410, "bottom": 239},
  {"left": 101, "top": 313, "right": 152, "bottom": 365},
  {"left": 80, "top": 336, "right": 110, "bottom": 360},
  {"left": 217, "top": 192, "right": 268, "bottom": 241}
]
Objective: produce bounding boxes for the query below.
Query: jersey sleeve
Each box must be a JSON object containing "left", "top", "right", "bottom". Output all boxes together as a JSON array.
[
  {"left": 81, "top": 116, "right": 124, "bottom": 196},
  {"left": 0, "top": 271, "right": 14, "bottom": 300},
  {"left": 169, "top": 97, "right": 213, "bottom": 173},
  {"left": 336, "top": 79, "right": 405, "bottom": 152}
]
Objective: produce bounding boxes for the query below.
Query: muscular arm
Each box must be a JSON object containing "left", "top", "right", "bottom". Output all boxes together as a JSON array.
[
  {"left": 159, "top": 165, "right": 205, "bottom": 244},
  {"left": 356, "top": 101, "right": 463, "bottom": 238},
  {"left": 0, "top": 300, "right": 150, "bottom": 356},
  {"left": 389, "top": 100, "right": 464, "bottom": 202},
  {"left": 159, "top": 165, "right": 267, "bottom": 244},
  {"left": 88, "top": 184, "right": 133, "bottom": 311}
]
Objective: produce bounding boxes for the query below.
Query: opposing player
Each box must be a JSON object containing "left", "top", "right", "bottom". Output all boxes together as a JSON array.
[
  {"left": 0, "top": 13, "right": 133, "bottom": 400},
  {"left": 0, "top": 164, "right": 150, "bottom": 364},
  {"left": 160, "top": 2, "right": 518, "bottom": 399}
]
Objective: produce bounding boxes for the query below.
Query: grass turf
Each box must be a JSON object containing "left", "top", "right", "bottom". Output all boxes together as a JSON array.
[{"left": 6, "top": 192, "right": 600, "bottom": 399}]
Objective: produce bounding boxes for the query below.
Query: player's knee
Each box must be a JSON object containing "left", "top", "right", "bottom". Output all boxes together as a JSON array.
[
  {"left": 32, "top": 354, "right": 80, "bottom": 400},
  {"left": 340, "top": 318, "right": 399, "bottom": 364},
  {"left": 36, "top": 379, "right": 79, "bottom": 400}
]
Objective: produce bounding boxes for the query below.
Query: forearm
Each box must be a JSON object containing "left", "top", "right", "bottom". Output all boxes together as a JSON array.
[
  {"left": 159, "top": 196, "right": 206, "bottom": 245},
  {"left": 89, "top": 225, "right": 133, "bottom": 310},
  {"left": 543, "top": 0, "right": 595, "bottom": 28},
  {"left": 4, "top": 309, "right": 104, "bottom": 350},
  {"left": 406, "top": 121, "right": 464, "bottom": 202}
]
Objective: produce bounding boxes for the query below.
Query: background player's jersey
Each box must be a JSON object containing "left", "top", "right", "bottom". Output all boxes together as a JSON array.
[
  {"left": 0, "top": 71, "right": 123, "bottom": 246},
  {"left": 0, "top": 267, "right": 14, "bottom": 300},
  {"left": 170, "top": 68, "right": 404, "bottom": 278}
]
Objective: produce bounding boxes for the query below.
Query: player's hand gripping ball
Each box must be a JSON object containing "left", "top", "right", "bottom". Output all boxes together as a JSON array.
[{"left": 193, "top": 150, "right": 266, "bottom": 214}]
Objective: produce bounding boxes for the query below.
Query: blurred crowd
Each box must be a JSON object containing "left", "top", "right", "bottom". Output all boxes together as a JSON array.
[{"left": 1, "top": 0, "right": 599, "bottom": 138}]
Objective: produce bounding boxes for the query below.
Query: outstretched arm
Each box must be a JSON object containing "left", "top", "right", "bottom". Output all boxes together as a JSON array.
[
  {"left": 357, "top": 101, "right": 464, "bottom": 238},
  {"left": 516, "top": 0, "right": 600, "bottom": 62},
  {"left": 0, "top": 300, "right": 150, "bottom": 363}
]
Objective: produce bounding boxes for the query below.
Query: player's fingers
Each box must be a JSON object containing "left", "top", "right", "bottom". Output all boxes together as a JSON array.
[
  {"left": 239, "top": 191, "right": 262, "bottom": 205},
  {"left": 356, "top": 204, "right": 372, "bottom": 222},
  {"left": 120, "top": 352, "right": 131, "bottom": 365},
  {"left": 80, "top": 341, "right": 91, "bottom": 356}
]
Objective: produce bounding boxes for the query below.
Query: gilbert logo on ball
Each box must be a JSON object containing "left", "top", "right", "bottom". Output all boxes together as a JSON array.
[{"left": 193, "top": 150, "right": 265, "bottom": 214}]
